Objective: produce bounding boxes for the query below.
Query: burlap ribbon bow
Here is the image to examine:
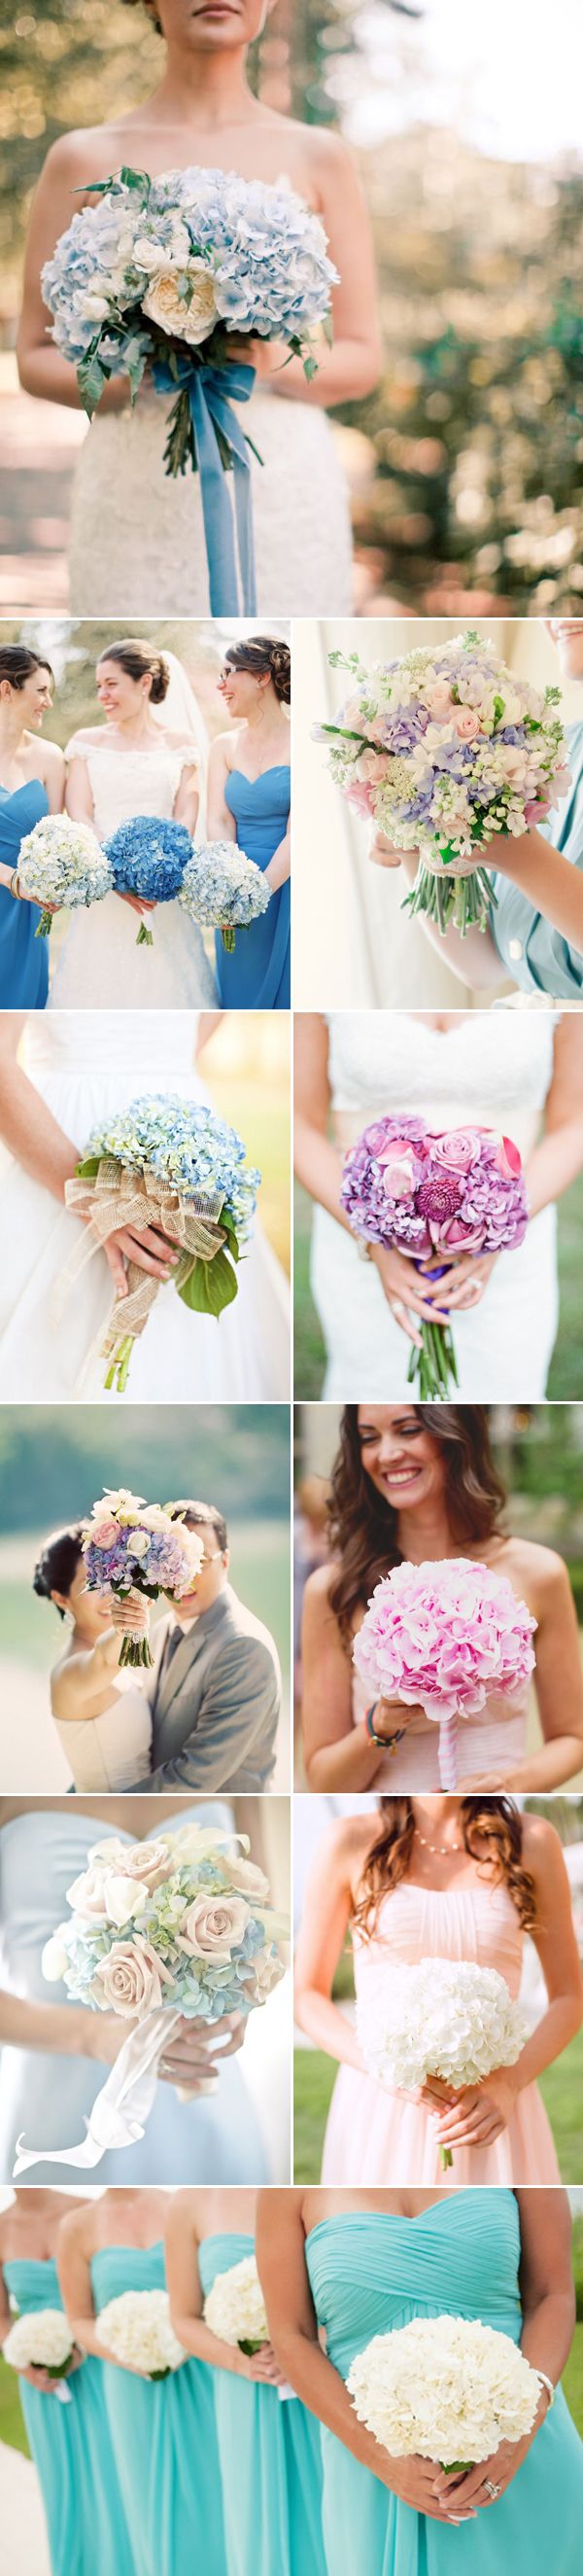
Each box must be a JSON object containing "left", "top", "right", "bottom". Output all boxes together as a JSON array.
[{"left": 61, "top": 1155, "right": 227, "bottom": 1382}]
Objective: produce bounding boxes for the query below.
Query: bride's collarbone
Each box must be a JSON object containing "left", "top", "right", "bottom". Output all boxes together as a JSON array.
[{"left": 69, "top": 118, "right": 318, "bottom": 201}]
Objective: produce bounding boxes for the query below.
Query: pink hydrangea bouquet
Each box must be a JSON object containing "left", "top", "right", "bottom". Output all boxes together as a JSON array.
[
  {"left": 339, "top": 1115, "right": 529, "bottom": 1398},
  {"left": 353, "top": 1556, "right": 537, "bottom": 1788},
  {"left": 313, "top": 629, "right": 570, "bottom": 935}
]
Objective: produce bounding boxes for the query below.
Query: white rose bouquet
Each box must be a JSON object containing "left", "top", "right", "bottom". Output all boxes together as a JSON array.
[
  {"left": 14, "top": 1823, "right": 287, "bottom": 2175},
  {"left": 347, "top": 2314, "right": 539, "bottom": 2480},
  {"left": 96, "top": 2289, "right": 186, "bottom": 2381},
  {"left": 204, "top": 2255, "right": 295, "bottom": 2400},
  {"left": 4, "top": 2309, "right": 80, "bottom": 2403},
  {"left": 358, "top": 1958, "right": 528, "bottom": 2170}
]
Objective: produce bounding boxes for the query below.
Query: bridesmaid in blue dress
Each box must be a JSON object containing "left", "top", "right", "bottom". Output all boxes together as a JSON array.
[
  {"left": 0, "top": 647, "right": 64, "bottom": 1007},
  {"left": 58, "top": 2187, "right": 226, "bottom": 2576},
  {"left": 165, "top": 2187, "right": 326, "bottom": 2576},
  {"left": 207, "top": 637, "right": 291, "bottom": 1008},
  {"left": 0, "top": 2187, "right": 132, "bottom": 2576},
  {"left": 257, "top": 2186, "right": 583, "bottom": 2574}
]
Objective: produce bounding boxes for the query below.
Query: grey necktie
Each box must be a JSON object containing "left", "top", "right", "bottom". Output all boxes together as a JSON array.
[{"left": 161, "top": 1623, "right": 186, "bottom": 1678}]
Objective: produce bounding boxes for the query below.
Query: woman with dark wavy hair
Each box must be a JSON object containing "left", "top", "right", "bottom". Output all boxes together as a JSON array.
[
  {"left": 0, "top": 647, "right": 64, "bottom": 1009},
  {"left": 294, "top": 1794, "right": 583, "bottom": 2184},
  {"left": 208, "top": 636, "right": 291, "bottom": 1008},
  {"left": 301, "top": 1403, "right": 583, "bottom": 1791}
]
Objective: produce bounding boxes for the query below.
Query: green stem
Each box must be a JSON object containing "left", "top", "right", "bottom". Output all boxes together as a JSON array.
[
  {"left": 439, "top": 2144, "right": 454, "bottom": 2172},
  {"left": 34, "top": 912, "right": 53, "bottom": 940},
  {"left": 221, "top": 924, "right": 236, "bottom": 952},
  {"left": 136, "top": 922, "right": 154, "bottom": 948}
]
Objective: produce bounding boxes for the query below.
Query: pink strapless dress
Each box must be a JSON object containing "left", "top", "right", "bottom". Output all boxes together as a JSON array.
[
  {"left": 322, "top": 1878, "right": 560, "bottom": 2186},
  {"left": 351, "top": 1666, "right": 530, "bottom": 1789}
]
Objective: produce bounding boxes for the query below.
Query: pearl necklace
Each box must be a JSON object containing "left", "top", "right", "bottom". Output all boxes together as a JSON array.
[{"left": 415, "top": 1829, "right": 465, "bottom": 1857}]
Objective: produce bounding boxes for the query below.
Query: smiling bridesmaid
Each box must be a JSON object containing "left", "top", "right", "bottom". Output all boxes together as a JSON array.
[{"left": 0, "top": 649, "right": 64, "bottom": 1008}]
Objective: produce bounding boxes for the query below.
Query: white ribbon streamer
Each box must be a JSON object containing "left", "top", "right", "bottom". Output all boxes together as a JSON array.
[{"left": 13, "top": 2005, "right": 185, "bottom": 2173}]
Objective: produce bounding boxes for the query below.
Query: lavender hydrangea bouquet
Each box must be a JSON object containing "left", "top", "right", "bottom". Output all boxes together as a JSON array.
[
  {"left": 82, "top": 1488, "right": 205, "bottom": 1667},
  {"left": 105, "top": 816, "right": 192, "bottom": 946},
  {"left": 340, "top": 1115, "right": 529, "bottom": 1397},
  {"left": 64, "top": 1096, "right": 260, "bottom": 1394}
]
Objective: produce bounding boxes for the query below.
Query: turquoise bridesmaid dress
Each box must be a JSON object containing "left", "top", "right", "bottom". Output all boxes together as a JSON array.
[
  {"left": 198, "top": 2231, "right": 326, "bottom": 2576},
  {"left": 215, "top": 766, "right": 291, "bottom": 1007},
  {"left": 491, "top": 719, "right": 583, "bottom": 994},
  {"left": 305, "top": 2191, "right": 583, "bottom": 2574},
  {"left": 0, "top": 780, "right": 49, "bottom": 1007},
  {"left": 92, "top": 2241, "right": 226, "bottom": 2576},
  {"left": 3, "top": 2254, "right": 132, "bottom": 2576}
]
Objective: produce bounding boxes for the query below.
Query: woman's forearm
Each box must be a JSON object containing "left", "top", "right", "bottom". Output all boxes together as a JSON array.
[
  {"left": 293, "top": 1119, "right": 350, "bottom": 1228},
  {"left": 17, "top": 336, "right": 129, "bottom": 414},
  {"left": 371, "top": 843, "right": 502, "bottom": 989},
  {"left": 0, "top": 1991, "right": 99, "bottom": 2061},
  {"left": 0, "top": 1058, "right": 79, "bottom": 1202},
  {"left": 168, "top": 2310, "right": 240, "bottom": 2374},
  {"left": 514, "top": 1995, "right": 583, "bottom": 2093},
  {"left": 267, "top": 2318, "right": 386, "bottom": 2475},
  {"left": 304, "top": 1718, "right": 385, "bottom": 1793},
  {"left": 521, "top": 2290, "right": 575, "bottom": 2385},
  {"left": 293, "top": 1986, "right": 362, "bottom": 2070},
  {"left": 525, "top": 1125, "right": 583, "bottom": 1218},
  {"left": 52, "top": 1630, "right": 123, "bottom": 1722},
  {"left": 495, "top": 1736, "right": 583, "bottom": 1793},
  {"left": 494, "top": 830, "right": 583, "bottom": 961},
  {"left": 265, "top": 829, "right": 291, "bottom": 894},
  {"left": 269, "top": 336, "right": 380, "bottom": 406}
]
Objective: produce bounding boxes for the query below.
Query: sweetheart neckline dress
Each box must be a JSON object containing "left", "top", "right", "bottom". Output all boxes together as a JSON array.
[
  {"left": 2, "top": 2251, "right": 133, "bottom": 2576},
  {"left": 91, "top": 2241, "right": 226, "bottom": 2576},
  {"left": 197, "top": 2230, "right": 326, "bottom": 2576},
  {"left": 0, "top": 780, "right": 50, "bottom": 1010},
  {"left": 216, "top": 765, "right": 291, "bottom": 1009},
  {"left": 322, "top": 1879, "right": 560, "bottom": 2185}
]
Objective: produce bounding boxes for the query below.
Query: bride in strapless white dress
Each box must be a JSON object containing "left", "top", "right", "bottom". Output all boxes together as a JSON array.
[
  {"left": 53, "top": 1673, "right": 153, "bottom": 1793},
  {"left": 51, "top": 734, "right": 217, "bottom": 1010},
  {"left": 0, "top": 1010, "right": 290, "bottom": 1401},
  {"left": 309, "top": 1012, "right": 562, "bottom": 1400}
]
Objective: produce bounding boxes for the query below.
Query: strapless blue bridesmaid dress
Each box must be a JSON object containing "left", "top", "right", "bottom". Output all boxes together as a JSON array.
[
  {"left": 198, "top": 2231, "right": 326, "bottom": 2576},
  {"left": 92, "top": 2241, "right": 226, "bottom": 2576},
  {"left": 3, "top": 2253, "right": 132, "bottom": 2576},
  {"left": 0, "top": 780, "right": 49, "bottom": 1006},
  {"left": 305, "top": 2191, "right": 583, "bottom": 2574},
  {"left": 215, "top": 766, "right": 291, "bottom": 1007},
  {"left": 492, "top": 719, "right": 583, "bottom": 996}
]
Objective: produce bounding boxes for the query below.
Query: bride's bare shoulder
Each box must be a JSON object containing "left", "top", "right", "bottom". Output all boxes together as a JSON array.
[{"left": 39, "top": 121, "right": 143, "bottom": 192}]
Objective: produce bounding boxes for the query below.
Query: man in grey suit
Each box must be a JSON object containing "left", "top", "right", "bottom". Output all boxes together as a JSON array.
[{"left": 123, "top": 1500, "right": 282, "bottom": 1792}]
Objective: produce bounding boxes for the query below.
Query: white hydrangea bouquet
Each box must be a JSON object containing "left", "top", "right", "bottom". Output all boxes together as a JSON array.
[
  {"left": 14, "top": 1822, "right": 287, "bottom": 2174},
  {"left": 42, "top": 163, "right": 338, "bottom": 614},
  {"left": 4, "top": 2309, "right": 79, "bottom": 2404},
  {"left": 204, "top": 2254, "right": 295, "bottom": 2401},
  {"left": 96, "top": 2289, "right": 186, "bottom": 2381},
  {"left": 180, "top": 840, "right": 271, "bottom": 952},
  {"left": 358, "top": 1958, "right": 528, "bottom": 2170},
  {"left": 17, "top": 814, "right": 114, "bottom": 938},
  {"left": 314, "top": 630, "right": 570, "bottom": 935},
  {"left": 347, "top": 2314, "right": 539, "bottom": 2482}
]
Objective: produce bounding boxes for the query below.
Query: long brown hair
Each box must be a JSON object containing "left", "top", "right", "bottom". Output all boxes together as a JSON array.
[
  {"left": 353, "top": 1796, "right": 537, "bottom": 1938},
  {"left": 328, "top": 1405, "right": 507, "bottom": 1643}
]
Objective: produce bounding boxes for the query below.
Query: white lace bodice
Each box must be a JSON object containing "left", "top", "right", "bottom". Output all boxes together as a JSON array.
[
  {"left": 71, "top": 737, "right": 196, "bottom": 841},
  {"left": 23, "top": 1007, "right": 200, "bottom": 1080},
  {"left": 326, "top": 1010, "right": 558, "bottom": 1159}
]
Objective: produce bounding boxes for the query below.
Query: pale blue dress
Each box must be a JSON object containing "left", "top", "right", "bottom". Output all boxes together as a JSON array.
[
  {"left": 492, "top": 720, "right": 583, "bottom": 994},
  {"left": 0, "top": 780, "right": 49, "bottom": 1007},
  {"left": 215, "top": 766, "right": 291, "bottom": 1007},
  {"left": 0, "top": 1807, "right": 265, "bottom": 2185},
  {"left": 305, "top": 2191, "right": 583, "bottom": 2573},
  {"left": 198, "top": 2230, "right": 326, "bottom": 2576},
  {"left": 3, "top": 2252, "right": 132, "bottom": 2576},
  {"left": 91, "top": 2241, "right": 226, "bottom": 2576}
]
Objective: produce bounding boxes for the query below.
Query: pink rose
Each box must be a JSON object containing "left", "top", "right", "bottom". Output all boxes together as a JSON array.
[
  {"left": 342, "top": 696, "right": 366, "bottom": 729},
  {"left": 424, "top": 683, "right": 455, "bottom": 719},
  {"left": 91, "top": 1937, "right": 176, "bottom": 2020},
  {"left": 430, "top": 1131, "right": 478, "bottom": 1175},
  {"left": 66, "top": 1864, "right": 118, "bottom": 1924},
  {"left": 496, "top": 1135, "right": 523, "bottom": 1180},
  {"left": 440, "top": 1217, "right": 488, "bottom": 1253},
  {"left": 524, "top": 798, "right": 550, "bottom": 824},
  {"left": 345, "top": 781, "right": 374, "bottom": 819},
  {"left": 86, "top": 1519, "right": 120, "bottom": 1551},
  {"left": 382, "top": 1156, "right": 418, "bottom": 1199},
  {"left": 452, "top": 708, "right": 481, "bottom": 742},
  {"left": 178, "top": 1893, "right": 250, "bottom": 1961},
  {"left": 88, "top": 1838, "right": 175, "bottom": 1892},
  {"left": 357, "top": 750, "right": 391, "bottom": 783}
]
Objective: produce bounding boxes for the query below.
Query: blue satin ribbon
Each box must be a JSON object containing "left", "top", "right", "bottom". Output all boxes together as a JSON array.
[{"left": 153, "top": 353, "right": 257, "bottom": 616}]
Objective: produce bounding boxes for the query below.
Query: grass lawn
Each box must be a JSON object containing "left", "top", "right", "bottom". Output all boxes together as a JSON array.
[
  {"left": 295, "top": 2025, "right": 583, "bottom": 2187},
  {"left": 0, "top": 2358, "right": 29, "bottom": 2456}
]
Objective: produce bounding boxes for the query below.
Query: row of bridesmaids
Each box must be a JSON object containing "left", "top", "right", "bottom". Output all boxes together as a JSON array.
[
  {"left": 0, "top": 636, "right": 291, "bottom": 1011},
  {"left": 2, "top": 2185, "right": 583, "bottom": 2575}
]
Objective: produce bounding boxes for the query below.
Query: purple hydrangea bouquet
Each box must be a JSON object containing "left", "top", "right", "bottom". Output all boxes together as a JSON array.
[
  {"left": 82, "top": 1488, "right": 205, "bottom": 1667},
  {"left": 340, "top": 1116, "right": 529, "bottom": 1397}
]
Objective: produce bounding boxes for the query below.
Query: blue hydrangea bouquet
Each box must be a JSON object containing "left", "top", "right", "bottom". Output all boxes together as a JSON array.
[
  {"left": 105, "top": 815, "right": 193, "bottom": 945},
  {"left": 64, "top": 1095, "right": 260, "bottom": 1394},
  {"left": 180, "top": 837, "right": 271, "bottom": 951},
  {"left": 17, "top": 814, "right": 114, "bottom": 937},
  {"left": 41, "top": 163, "right": 338, "bottom": 613}
]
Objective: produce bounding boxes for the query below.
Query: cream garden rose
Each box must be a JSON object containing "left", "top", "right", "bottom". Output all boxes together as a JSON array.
[
  {"left": 88, "top": 1838, "right": 176, "bottom": 1892},
  {"left": 179, "top": 1893, "right": 250, "bottom": 1961},
  {"left": 90, "top": 1936, "right": 176, "bottom": 2019},
  {"left": 142, "top": 262, "right": 219, "bottom": 345}
]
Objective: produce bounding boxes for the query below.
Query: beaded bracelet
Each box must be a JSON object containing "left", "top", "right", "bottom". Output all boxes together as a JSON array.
[{"left": 364, "top": 1704, "right": 406, "bottom": 1754}]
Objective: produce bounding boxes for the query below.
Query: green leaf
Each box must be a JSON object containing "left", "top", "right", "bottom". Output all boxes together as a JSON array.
[
  {"left": 302, "top": 354, "right": 318, "bottom": 382},
  {"left": 178, "top": 1250, "right": 238, "bottom": 1317},
  {"left": 76, "top": 1155, "right": 102, "bottom": 1179},
  {"left": 78, "top": 348, "right": 107, "bottom": 416},
  {"left": 493, "top": 693, "right": 505, "bottom": 723}
]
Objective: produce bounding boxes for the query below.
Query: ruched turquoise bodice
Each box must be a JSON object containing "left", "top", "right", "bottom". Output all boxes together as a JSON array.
[
  {"left": 0, "top": 780, "right": 49, "bottom": 1007},
  {"left": 216, "top": 765, "right": 291, "bottom": 1007},
  {"left": 3, "top": 2253, "right": 132, "bottom": 2576},
  {"left": 305, "top": 2194, "right": 583, "bottom": 2574},
  {"left": 198, "top": 2232, "right": 326, "bottom": 2576}
]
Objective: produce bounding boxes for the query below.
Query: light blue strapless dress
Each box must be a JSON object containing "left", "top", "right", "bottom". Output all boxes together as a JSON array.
[
  {"left": 0, "top": 780, "right": 49, "bottom": 1007},
  {"left": 0, "top": 1807, "right": 266, "bottom": 2185},
  {"left": 216, "top": 766, "right": 291, "bottom": 1008},
  {"left": 198, "top": 2231, "right": 326, "bottom": 2576},
  {"left": 492, "top": 720, "right": 583, "bottom": 994},
  {"left": 92, "top": 2241, "right": 226, "bottom": 2576},
  {"left": 305, "top": 2192, "right": 583, "bottom": 2574},
  {"left": 3, "top": 2253, "right": 132, "bottom": 2576}
]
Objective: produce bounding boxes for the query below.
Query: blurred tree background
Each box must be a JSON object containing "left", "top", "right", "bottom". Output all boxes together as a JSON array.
[{"left": 1, "top": 0, "right": 582, "bottom": 614}]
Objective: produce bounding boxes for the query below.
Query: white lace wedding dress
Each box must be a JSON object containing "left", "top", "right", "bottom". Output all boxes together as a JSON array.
[
  {"left": 50, "top": 737, "right": 217, "bottom": 1009},
  {"left": 0, "top": 1010, "right": 290, "bottom": 1400},
  {"left": 309, "top": 1011, "right": 560, "bottom": 1400},
  {"left": 69, "top": 380, "right": 353, "bottom": 617}
]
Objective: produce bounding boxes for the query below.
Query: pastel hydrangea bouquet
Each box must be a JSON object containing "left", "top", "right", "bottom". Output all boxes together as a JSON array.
[
  {"left": 42, "top": 164, "right": 337, "bottom": 614},
  {"left": 104, "top": 815, "right": 193, "bottom": 945},
  {"left": 353, "top": 1556, "right": 536, "bottom": 1789},
  {"left": 15, "top": 1821, "right": 286, "bottom": 2172},
  {"left": 17, "top": 814, "right": 114, "bottom": 938},
  {"left": 204, "top": 2255, "right": 295, "bottom": 2401},
  {"left": 314, "top": 630, "right": 570, "bottom": 935},
  {"left": 340, "top": 1116, "right": 529, "bottom": 1397},
  {"left": 3, "top": 2309, "right": 79, "bottom": 2401},
  {"left": 347, "top": 2314, "right": 539, "bottom": 2479},
  {"left": 96, "top": 2290, "right": 186, "bottom": 2380},
  {"left": 180, "top": 839, "right": 271, "bottom": 951},
  {"left": 82, "top": 1488, "right": 205, "bottom": 1668},
  {"left": 357, "top": 1958, "right": 528, "bottom": 2170},
  {"left": 63, "top": 1095, "right": 260, "bottom": 1393}
]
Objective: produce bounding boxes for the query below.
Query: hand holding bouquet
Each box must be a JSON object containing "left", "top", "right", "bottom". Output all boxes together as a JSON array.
[
  {"left": 347, "top": 2314, "right": 539, "bottom": 2482},
  {"left": 96, "top": 2290, "right": 186, "bottom": 2380},
  {"left": 17, "top": 815, "right": 113, "bottom": 939},
  {"left": 204, "top": 2255, "right": 295, "bottom": 2398},
  {"left": 340, "top": 1116, "right": 529, "bottom": 1397},
  {"left": 353, "top": 1556, "right": 536, "bottom": 1789},
  {"left": 357, "top": 1957, "right": 528, "bottom": 2169},
  {"left": 180, "top": 840, "right": 271, "bottom": 952},
  {"left": 62, "top": 1094, "right": 260, "bottom": 1393},
  {"left": 105, "top": 816, "right": 193, "bottom": 945},
  {"left": 4, "top": 2309, "right": 81, "bottom": 2402},
  {"left": 315, "top": 630, "right": 570, "bottom": 935},
  {"left": 82, "top": 1488, "right": 204, "bottom": 1667}
]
